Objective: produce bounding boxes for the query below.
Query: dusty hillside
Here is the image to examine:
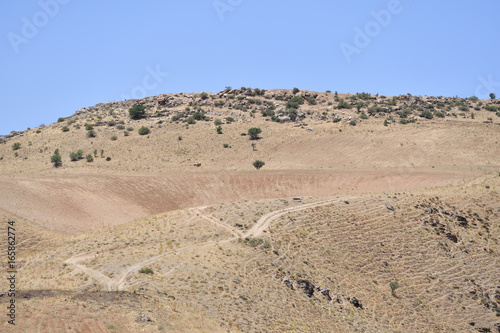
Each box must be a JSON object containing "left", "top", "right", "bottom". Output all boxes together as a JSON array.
[
  {"left": 1, "top": 173, "right": 499, "bottom": 332},
  {"left": 0, "top": 89, "right": 499, "bottom": 332}
]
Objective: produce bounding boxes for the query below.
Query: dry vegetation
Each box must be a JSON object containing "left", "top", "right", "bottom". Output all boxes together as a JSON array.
[{"left": 0, "top": 89, "right": 499, "bottom": 332}]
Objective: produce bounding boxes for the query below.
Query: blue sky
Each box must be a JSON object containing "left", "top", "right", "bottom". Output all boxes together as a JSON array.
[{"left": 1, "top": 0, "right": 499, "bottom": 134}]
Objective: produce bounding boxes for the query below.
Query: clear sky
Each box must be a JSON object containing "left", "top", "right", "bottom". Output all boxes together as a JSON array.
[{"left": 1, "top": 0, "right": 499, "bottom": 134}]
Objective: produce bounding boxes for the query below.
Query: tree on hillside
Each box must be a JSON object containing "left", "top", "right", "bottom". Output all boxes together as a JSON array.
[
  {"left": 51, "top": 149, "right": 62, "bottom": 167},
  {"left": 129, "top": 104, "right": 147, "bottom": 120},
  {"left": 292, "top": 87, "right": 300, "bottom": 94},
  {"left": 248, "top": 127, "right": 262, "bottom": 140},
  {"left": 490, "top": 93, "right": 496, "bottom": 100}
]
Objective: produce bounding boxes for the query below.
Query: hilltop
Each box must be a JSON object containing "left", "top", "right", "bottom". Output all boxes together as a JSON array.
[{"left": 0, "top": 89, "right": 499, "bottom": 332}]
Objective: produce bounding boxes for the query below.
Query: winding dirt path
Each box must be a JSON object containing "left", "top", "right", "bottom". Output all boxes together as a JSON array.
[{"left": 64, "top": 197, "right": 352, "bottom": 291}]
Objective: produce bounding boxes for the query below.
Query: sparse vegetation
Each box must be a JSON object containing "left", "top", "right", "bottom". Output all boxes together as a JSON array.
[
  {"left": 86, "top": 154, "right": 94, "bottom": 162},
  {"left": 138, "top": 126, "right": 150, "bottom": 135},
  {"left": 12, "top": 142, "right": 21, "bottom": 151},
  {"left": 87, "top": 130, "right": 97, "bottom": 138},
  {"left": 129, "top": 104, "right": 147, "bottom": 120},
  {"left": 139, "top": 267, "right": 154, "bottom": 274},
  {"left": 216, "top": 126, "right": 223, "bottom": 134},
  {"left": 62, "top": 126, "right": 70, "bottom": 132},
  {"left": 111, "top": 135, "right": 118, "bottom": 141},
  {"left": 51, "top": 149, "right": 62, "bottom": 167}
]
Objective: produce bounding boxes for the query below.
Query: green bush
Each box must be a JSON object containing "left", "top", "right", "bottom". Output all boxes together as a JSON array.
[
  {"left": 127, "top": 127, "right": 134, "bottom": 132},
  {"left": 214, "top": 100, "right": 224, "bottom": 107},
  {"left": 172, "top": 113, "right": 184, "bottom": 121},
  {"left": 248, "top": 127, "right": 262, "bottom": 140},
  {"left": 306, "top": 96, "right": 317, "bottom": 105},
  {"left": 87, "top": 130, "right": 96, "bottom": 138},
  {"left": 337, "top": 99, "right": 352, "bottom": 109},
  {"left": 12, "top": 142, "right": 21, "bottom": 151},
  {"left": 223, "top": 143, "right": 230, "bottom": 148},
  {"left": 111, "top": 135, "right": 118, "bottom": 141},
  {"left": 458, "top": 105, "right": 469, "bottom": 112},
  {"left": 485, "top": 105, "right": 497, "bottom": 112},
  {"left": 420, "top": 110, "right": 434, "bottom": 119},
  {"left": 138, "top": 126, "right": 150, "bottom": 135},
  {"left": 51, "top": 151, "right": 62, "bottom": 167},
  {"left": 186, "top": 116, "right": 196, "bottom": 124},
  {"left": 106, "top": 157, "right": 111, "bottom": 161},
  {"left": 129, "top": 104, "right": 147, "bottom": 120},
  {"left": 292, "top": 87, "right": 300, "bottom": 94},
  {"left": 107, "top": 120, "right": 116, "bottom": 127},
  {"left": 349, "top": 120, "right": 356, "bottom": 126},
  {"left": 214, "top": 119, "right": 222, "bottom": 126},
  {"left": 57, "top": 117, "right": 66, "bottom": 123},
  {"left": 332, "top": 117, "right": 341, "bottom": 123},
  {"left": 225, "top": 117, "right": 235, "bottom": 123},
  {"left": 62, "top": 126, "right": 70, "bottom": 132},
  {"left": 116, "top": 125, "right": 125, "bottom": 130},
  {"left": 490, "top": 93, "right": 496, "bottom": 100},
  {"left": 434, "top": 111, "right": 445, "bottom": 118},
  {"left": 139, "top": 267, "right": 153, "bottom": 274},
  {"left": 253, "top": 160, "right": 265, "bottom": 170},
  {"left": 360, "top": 113, "right": 368, "bottom": 119},
  {"left": 70, "top": 152, "right": 79, "bottom": 161},
  {"left": 193, "top": 111, "right": 206, "bottom": 121},
  {"left": 216, "top": 126, "right": 223, "bottom": 134},
  {"left": 86, "top": 154, "right": 94, "bottom": 162},
  {"left": 85, "top": 124, "right": 94, "bottom": 130},
  {"left": 200, "top": 92, "right": 209, "bottom": 100}
]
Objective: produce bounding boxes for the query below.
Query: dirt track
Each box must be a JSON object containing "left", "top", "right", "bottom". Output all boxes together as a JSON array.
[{"left": 0, "top": 168, "right": 472, "bottom": 234}]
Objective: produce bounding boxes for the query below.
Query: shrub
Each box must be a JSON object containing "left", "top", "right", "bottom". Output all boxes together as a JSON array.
[
  {"left": 360, "top": 113, "right": 368, "bottom": 119},
  {"left": 253, "top": 160, "right": 265, "bottom": 170},
  {"left": 138, "top": 126, "right": 150, "bottom": 135},
  {"left": 62, "top": 126, "right": 70, "bottom": 132},
  {"left": 497, "top": 111, "right": 500, "bottom": 117},
  {"left": 106, "top": 157, "right": 111, "bottom": 161},
  {"left": 458, "top": 105, "right": 469, "bottom": 112},
  {"left": 349, "top": 120, "right": 356, "bottom": 126},
  {"left": 337, "top": 99, "right": 352, "bottom": 109},
  {"left": 94, "top": 149, "right": 98, "bottom": 157},
  {"left": 356, "top": 92, "right": 372, "bottom": 100},
  {"left": 87, "top": 130, "right": 96, "bottom": 138},
  {"left": 484, "top": 104, "right": 498, "bottom": 112},
  {"left": 261, "top": 109, "right": 275, "bottom": 117},
  {"left": 286, "top": 96, "right": 304, "bottom": 109},
  {"left": 70, "top": 152, "right": 79, "bottom": 161},
  {"left": 172, "top": 113, "right": 184, "bottom": 122},
  {"left": 186, "top": 116, "right": 196, "bottom": 124},
  {"left": 223, "top": 143, "right": 230, "bottom": 148},
  {"left": 214, "top": 100, "right": 224, "bottom": 107},
  {"left": 216, "top": 126, "right": 222, "bottom": 134},
  {"left": 248, "top": 127, "right": 262, "bottom": 140},
  {"left": 57, "top": 117, "right": 66, "bottom": 123},
  {"left": 116, "top": 124, "right": 125, "bottom": 130},
  {"left": 127, "top": 127, "right": 134, "bottom": 132},
  {"left": 292, "top": 87, "right": 300, "bottom": 94},
  {"left": 214, "top": 119, "right": 222, "bottom": 126},
  {"left": 12, "top": 142, "right": 21, "bottom": 151},
  {"left": 490, "top": 93, "right": 496, "bottom": 100},
  {"left": 129, "top": 104, "right": 146, "bottom": 120},
  {"left": 85, "top": 123, "right": 94, "bottom": 130},
  {"left": 178, "top": 136, "right": 182, "bottom": 141},
  {"left": 332, "top": 117, "right": 341, "bottom": 123},
  {"left": 390, "top": 281, "right": 399, "bottom": 296},
  {"left": 306, "top": 96, "right": 317, "bottom": 105},
  {"left": 111, "top": 135, "right": 118, "bottom": 141},
  {"left": 86, "top": 154, "right": 94, "bottom": 162},
  {"left": 193, "top": 111, "right": 206, "bottom": 121},
  {"left": 107, "top": 120, "right": 116, "bottom": 127},
  {"left": 51, "top": 151, "right": 62, "bottom": 167},
  {"left": 200, "top": 92, "right": 209, "bottom": 100},
  {"left": 139, "top": 267, "right": 153, "bottom": 274},
  {"left": 434, "top": 111, "right": 445, "bottom": 118},
  {"left": 225, "top": 116, "right": 235, "bottom": 123},
  {"left": 420, "top": 110, "right": 434, "bottom": 119}
]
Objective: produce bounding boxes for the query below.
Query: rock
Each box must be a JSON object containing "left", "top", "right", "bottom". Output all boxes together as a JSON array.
[
  {"left": 476, "top": 328, "right": 491, "bottom": 333},
  {"left": 349, "top": 296, "right": 363, "bottom": 309},
  {"left": 319, "top": 287, "right": 332, "bottom": 301},
  {"left": 137, "top": 314, "right": 152, "bottom": 322},
  {"left": 446, "top": 233, "right": 458, "bottom": 243},
  {"left": 307, "top": 128, "right": 313, "bottom": 132},
  {"left": 387, "top": 205, "right": 394, "bottom": 211},
  {"left": 297, "top": 279, "right": 315, "bottom": 297},
  {"left": 283, "top": 278, "right": 293, "bottom": 290},
  {"left": 453, "top": 215, "right": 468, "bottom": 227}
]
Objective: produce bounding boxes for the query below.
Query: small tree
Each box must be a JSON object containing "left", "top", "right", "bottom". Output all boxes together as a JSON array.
[
  {"left": 490, "top": 93, "right": 496, "bottom": 100},
  {"left": 216, "top": 126, "right": 223, "bottom": 134},
  {"left": 251, "top": 143, "right": 256, "bottom": 151},
  {"left": 62, "top": 126, "right": 70, "bottom": 132},
  {"left": 248, "top": 127, "right": 262, "bottom": 140},
  {"left": 87, "top": 130, "right": 96, "bottom": 138},
  {"left": 12, "top": 142, "right": 21, "bottom": 151},
  {"left": 86, "top": 154, "right": 94, "bottom": 162},
  {"left": 51, "top": 151, "right": 62, "bottom": 167},
  {"left": 200, "top": 92, "right": 209, "bottom": 100},
  {"left": 128, "top": 104, "right": 146, "bottom": 120},
  {"left": 253, "top": 160, "right": 265, "bottom": 170},
  {"left": 292, "top": 87, "right": 300, "bottom": 94},
  {"left": 138, "top": 126, "right": 150, "bottom": 135}
]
